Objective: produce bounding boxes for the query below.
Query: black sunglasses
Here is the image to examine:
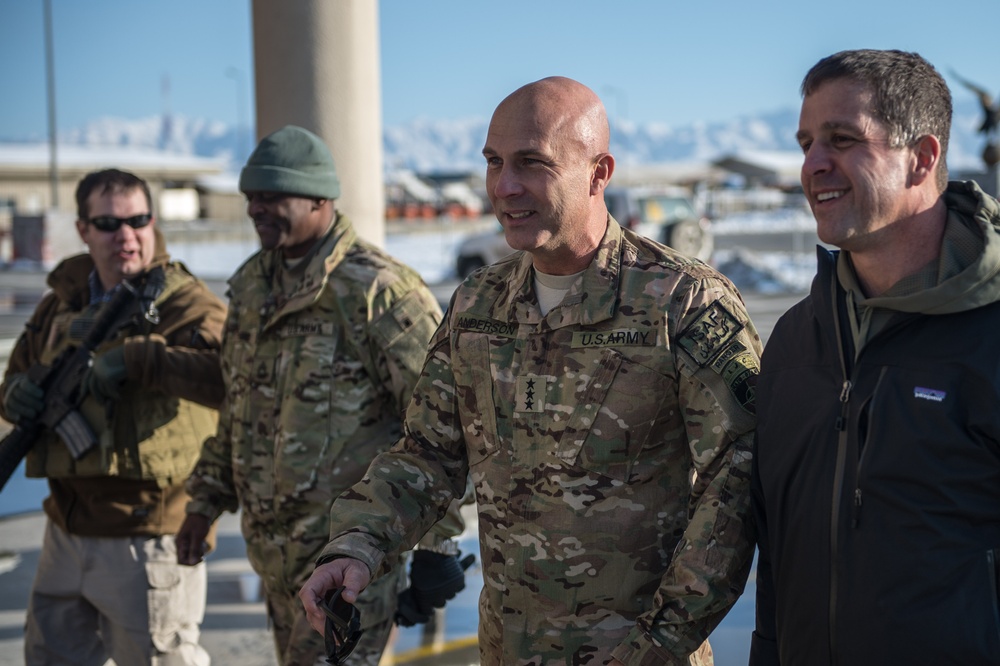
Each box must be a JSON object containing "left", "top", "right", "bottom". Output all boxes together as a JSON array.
[
  {"left": 321, "top": 587, "right": 364, "bottom": 665},
  {"left": 87, "top": 213, "right": 153, "bottom": 233}
]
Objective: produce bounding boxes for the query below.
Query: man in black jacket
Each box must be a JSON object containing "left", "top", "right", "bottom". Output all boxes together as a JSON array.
[{"left": 751, "top": 49, "right": 1000, "bottom": 665}]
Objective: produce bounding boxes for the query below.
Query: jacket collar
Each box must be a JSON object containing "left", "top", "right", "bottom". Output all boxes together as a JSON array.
[
  {"left": 47, "top": 248, "right": 173, "bottom": 310},
  {"left": 486, "top": 217, "right": 622, "bottom": 330},
  {"left": 229, "top": 212, "right": 357, "bottom": 323},
  {"left": 816, "top": 181, "right": 1000, "bottom": 317}
]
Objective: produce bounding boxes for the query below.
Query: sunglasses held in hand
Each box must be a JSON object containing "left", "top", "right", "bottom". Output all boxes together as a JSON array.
[
  {"left": 322, "top": 587, "right": 364, "bottom": 665},
  {"left": 87, "top": 213, "right": 153, "bottom": 233}
]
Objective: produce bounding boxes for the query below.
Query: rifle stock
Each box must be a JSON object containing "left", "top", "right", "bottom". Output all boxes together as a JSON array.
[
  {"left": 0, "top": 423, "right": 40, "bottom": 493},
  {"left": 0, "top": 277, "right": 148, "bottom": 493}
]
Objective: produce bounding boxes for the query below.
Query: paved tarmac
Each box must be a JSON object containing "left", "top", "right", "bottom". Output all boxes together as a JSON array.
[{"left": 0, "top": 260, "right": 809, "bottom": 666}]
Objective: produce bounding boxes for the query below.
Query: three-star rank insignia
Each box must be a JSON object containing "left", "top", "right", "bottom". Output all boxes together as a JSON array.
[{"left": 515, "top": 375, "right": 547, "bottom": 413}]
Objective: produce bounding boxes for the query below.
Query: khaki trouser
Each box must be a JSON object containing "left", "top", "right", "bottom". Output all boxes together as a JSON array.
[{"left": 24, "top": 520, "right": 209, "bottom": 666}]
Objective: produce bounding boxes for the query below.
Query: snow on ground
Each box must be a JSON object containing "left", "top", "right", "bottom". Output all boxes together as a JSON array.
[
  {"left": 709, "top": 207, "right": 816, "bottom": 234},
  {"left": 715, "top": 249, "right": 816, "bottom": 294},
  {"left": 385, "top": 228, "right": 470, "bottom": 285}
]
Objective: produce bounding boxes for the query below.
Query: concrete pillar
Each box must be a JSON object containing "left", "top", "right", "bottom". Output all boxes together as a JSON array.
[{"left": 251, "top": 0, "right": 384, "bottom": 247}]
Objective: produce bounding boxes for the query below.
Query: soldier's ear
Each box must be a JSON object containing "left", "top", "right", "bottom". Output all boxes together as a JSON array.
[
  {"left": 590, "top": 153, "right": 615, "bottom": 195},
  {"left": 910, "top": 134, "right": 941, "bottom": 187}
]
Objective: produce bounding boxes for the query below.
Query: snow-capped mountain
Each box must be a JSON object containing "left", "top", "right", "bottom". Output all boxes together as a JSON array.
[
  {"left": 1, "top": 99, "right": 989, "bottom": 173},
  {"left": 385, "top": 101, "right": 988, "bottom": 172}
]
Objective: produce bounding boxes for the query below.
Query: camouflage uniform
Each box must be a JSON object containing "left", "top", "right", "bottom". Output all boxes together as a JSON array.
[
  {"left": 185, "top": 213, "right": 460, "bottom": 665},
  {"left": 320, "top": 220, "right": 761, "bottom": 665}
]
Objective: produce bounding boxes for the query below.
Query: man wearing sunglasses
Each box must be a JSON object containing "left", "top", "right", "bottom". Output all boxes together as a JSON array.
[
  {"left": 177, "top": 125, "right": 468, "bottom": 666},
  {"left": 0, "top": 168, "right": 227, "bottom": 665}
]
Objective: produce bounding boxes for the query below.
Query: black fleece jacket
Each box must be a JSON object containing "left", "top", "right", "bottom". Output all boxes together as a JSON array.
[{"left": 751, "top": 181, "right": 1000, "bottom": 665}]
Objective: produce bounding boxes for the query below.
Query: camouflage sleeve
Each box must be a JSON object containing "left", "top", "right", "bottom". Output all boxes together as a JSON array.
[
  {"left": 366, "top": 277, "right": 467, "bottom": 545},
  {"left": 183, "top": 303, "right": 240, "bottom": 522},
  {"left": 317, "top": 316, "right": 471, "bottom": 575},
  {"left": 183, "top": 429, "right": 238, "bottom": 522},
  {"left": 365, "top": 277, "right": 442, "bottom": 414},
  {"left": 614, "top": 273, "right": 760, "bottom": 664}
]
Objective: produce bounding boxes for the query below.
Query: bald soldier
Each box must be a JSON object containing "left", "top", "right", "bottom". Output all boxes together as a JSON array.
[{"left": 300, "top": 77, "right": 760, "bottom": 665}]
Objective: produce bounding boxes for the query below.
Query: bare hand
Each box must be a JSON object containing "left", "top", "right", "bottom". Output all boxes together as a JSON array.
[
  {"left": 299, "top": 558, "right": 372, "bottom": 635},
  {"left": 175, "top": 513, "right": 211, "bottom": 566}
]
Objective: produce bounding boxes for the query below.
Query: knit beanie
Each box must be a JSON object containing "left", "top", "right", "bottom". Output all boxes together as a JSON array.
[{"left": 239, "top": 125, "right": 341, "bottom": 199}]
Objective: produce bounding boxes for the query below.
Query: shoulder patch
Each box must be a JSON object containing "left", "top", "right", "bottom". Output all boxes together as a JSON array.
[
  {"left": 677, "top": 301, "right": 744, "bottom": 367},
  {"left": 713, "top": 341, "right": 759, "bottom": 413},
  {"left": 373, "top": 288, "right": 438, "bottom": 347}
]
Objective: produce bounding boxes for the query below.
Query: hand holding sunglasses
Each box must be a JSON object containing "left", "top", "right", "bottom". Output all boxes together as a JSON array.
[{"left": 321, "top": 586, "right": 364, "bottom": 665}]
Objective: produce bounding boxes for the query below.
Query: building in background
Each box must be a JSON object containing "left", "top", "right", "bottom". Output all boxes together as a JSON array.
[{"left": 0, "top": 143, "right": 238, "bottom": 267}]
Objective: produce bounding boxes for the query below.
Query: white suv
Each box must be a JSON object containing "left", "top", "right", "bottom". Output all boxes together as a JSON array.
[{"left": 454, "top": 187, "right": 713, "bottom": 277}]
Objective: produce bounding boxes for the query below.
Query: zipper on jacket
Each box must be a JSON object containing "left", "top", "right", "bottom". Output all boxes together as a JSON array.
[
  {"left": 835, "top": 380, "right": 852, "bottom": 430},
  {"left": 989, "top": 549, "right": 1000, "bottom": 646},
  {"left": 851, "top": 488, "right": 862, "bottom": 528},
  {"left": 828, "top": 403, "right": 850, "bottom": 666},
  {"left": 828, "top": 269, "right": 853, "bottom": 666},
  {"left": 850, "top": 367, "right": 886, "bottom": 530}
]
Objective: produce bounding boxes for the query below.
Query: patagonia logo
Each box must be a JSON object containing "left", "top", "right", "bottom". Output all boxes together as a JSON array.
[
  {"left": 455, "top": 315, "right": 518, "bottom": 338},
  {"left": 914, "top": 386, "right": 946, "bottom": 402},
  {"left": 571, "top": 329, "right": 656, "bottom": 348}
]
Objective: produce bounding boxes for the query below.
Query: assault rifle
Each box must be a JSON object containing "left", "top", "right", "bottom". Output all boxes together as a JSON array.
[{"left": 0, "top": 270, "right": 163, "bottom": 492}]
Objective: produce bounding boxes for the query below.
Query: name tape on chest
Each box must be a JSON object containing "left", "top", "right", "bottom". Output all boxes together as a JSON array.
[
  {"left": 277, "top": 322, "right": 335, "bottom": 338},
  {"left": 455, "top": 314, "right": 659, "bottom": 355},
  {"left": 571, "top": 329, "right": 656, "bottom": 348},
  {"left": 455, "top": 315, "right": 518, "bottom": 338}
]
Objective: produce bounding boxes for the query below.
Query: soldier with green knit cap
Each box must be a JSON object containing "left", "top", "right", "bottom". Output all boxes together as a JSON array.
[{"left": 176, "top": 125, "right": 468, "bottom": 666}]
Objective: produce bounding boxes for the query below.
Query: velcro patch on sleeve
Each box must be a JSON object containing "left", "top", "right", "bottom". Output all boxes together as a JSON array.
[
  {"left": 677, "top": 301, "right": 744, "bottom": 367},
  {"left": 713, "top": 341, "right": 759, "bottom": 413}
]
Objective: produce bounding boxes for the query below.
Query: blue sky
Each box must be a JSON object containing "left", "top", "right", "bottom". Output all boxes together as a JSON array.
[{"left": 2, "top": 0, "right": 1000, "bottom": 139}]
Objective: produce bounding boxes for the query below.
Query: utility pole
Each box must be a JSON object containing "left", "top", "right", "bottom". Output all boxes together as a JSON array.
[
  {"left": 226, "top": 67, "right": 248, "bottom": 165},
  {"left": 43, "top": 0, "right": 58, "bottom": 208}
]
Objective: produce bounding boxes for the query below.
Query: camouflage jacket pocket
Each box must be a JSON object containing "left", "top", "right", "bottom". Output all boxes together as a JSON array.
[
  {"left": 556, "top": 349, "right": 664, "bottom": 482},
  {"left": 455, "top": 335, "right": 501, "bottom": 467}
]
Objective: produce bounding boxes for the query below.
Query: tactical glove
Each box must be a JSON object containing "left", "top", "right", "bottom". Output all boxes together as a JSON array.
[
  {"left": 84, "top": 346, "right": 128, "bottom": 403},
  {"left": 395, "top": 549, "right": 475, "bottom": 627},
  {"left": 2, "top": 373, "right": 44, "bottom": 424}
]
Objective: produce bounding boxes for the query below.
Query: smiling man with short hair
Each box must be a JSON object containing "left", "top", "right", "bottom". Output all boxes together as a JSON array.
[{"left": 752, "top": 49, "right": 1000, "bottom": 665}]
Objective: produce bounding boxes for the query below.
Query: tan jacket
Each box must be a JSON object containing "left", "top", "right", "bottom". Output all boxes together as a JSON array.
[{"left": 1, "top": 249, "right": 226, "bottom": 537}]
